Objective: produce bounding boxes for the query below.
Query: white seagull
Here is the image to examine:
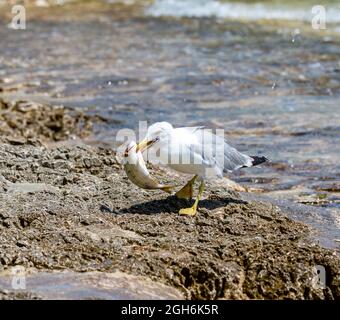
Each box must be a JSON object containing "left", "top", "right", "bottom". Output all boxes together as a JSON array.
[{"left": 136, "top": 121, "right": 268, "bottom": 216}]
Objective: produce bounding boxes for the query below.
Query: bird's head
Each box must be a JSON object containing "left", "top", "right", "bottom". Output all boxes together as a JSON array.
[{"left": 136, "top": 121, "right": 173, "bottom": 152}]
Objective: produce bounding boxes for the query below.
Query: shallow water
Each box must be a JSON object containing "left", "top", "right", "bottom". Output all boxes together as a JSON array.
[
  {"left": 0, "top": 1, "right": 339, "bottom": 213},
  {"left": 0, "top": 270, "right": 184, "bottom": 299}
]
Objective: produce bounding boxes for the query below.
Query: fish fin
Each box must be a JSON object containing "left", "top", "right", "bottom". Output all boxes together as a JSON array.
[{"left": 160, "top": 185, "right": 174, "bottom": 194}]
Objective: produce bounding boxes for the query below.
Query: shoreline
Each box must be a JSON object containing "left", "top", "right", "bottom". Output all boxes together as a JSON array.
[{"left": 0, "top": 99, "right": 339, "bottom": 300}]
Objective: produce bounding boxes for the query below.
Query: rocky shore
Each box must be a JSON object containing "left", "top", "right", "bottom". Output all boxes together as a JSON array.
[
  {"left": 0, "top": 99, "right": 339, "bottom": 300},
  {"left": 0, "top": 99, "right": 93, "bottom": 145}
]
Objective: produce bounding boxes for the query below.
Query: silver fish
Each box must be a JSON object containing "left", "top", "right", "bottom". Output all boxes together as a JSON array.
[{"left": 123, "top": 141, "right": 174, "bottom": 193}]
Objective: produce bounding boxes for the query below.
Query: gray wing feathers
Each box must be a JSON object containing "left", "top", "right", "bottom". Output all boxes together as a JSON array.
[
  {"left": 192, "top": 128, "right": 252, "bottom": 172},
  {"left": 222, "top": 143, "right": 253, "bottom": 172}
]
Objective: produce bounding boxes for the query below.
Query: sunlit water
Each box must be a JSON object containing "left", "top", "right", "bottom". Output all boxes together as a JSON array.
[
  {"left": 148, "top": 0, "right": 340, "bottom": 24},
  {"left": 0, "top": 1, "right": 339, "bottom": 216}
]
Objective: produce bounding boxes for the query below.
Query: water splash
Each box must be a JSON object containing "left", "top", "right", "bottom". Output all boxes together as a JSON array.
[{"left": 147, "top": 0, "right": 340, "bottom": 23}]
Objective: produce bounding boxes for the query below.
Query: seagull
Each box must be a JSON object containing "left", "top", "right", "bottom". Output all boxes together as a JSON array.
[{"left": 136, "top": 121, "right": 268, "bottom": 216}]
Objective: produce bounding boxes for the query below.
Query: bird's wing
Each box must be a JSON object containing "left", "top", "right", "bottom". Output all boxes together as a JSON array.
[
  {"left": 189, "top": 127, "right": 253, "bottom": 172},
  {"left": 172, "top": 127, "right": 223, "bottom": 168},
  {"left": 176, "top": 126, "right": 205, "bottom": 134}
]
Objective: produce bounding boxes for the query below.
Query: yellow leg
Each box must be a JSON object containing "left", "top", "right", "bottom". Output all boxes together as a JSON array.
[
  {"left": 179, "top": 181, "right": 204, "bottom": 216},
  {"left": 175, "top": 175, "right": 197, "bottom": 200}
]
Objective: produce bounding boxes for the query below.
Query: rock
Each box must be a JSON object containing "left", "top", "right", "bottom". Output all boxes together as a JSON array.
[
  {"left": 0, "top": 143, "right": 338, "bottom": 300},
  {"left": 0, "top": 99, "right": 95, "bottom": 145},
  {"left": 6, "top": 136, "right": 27, "bottom": 145},
  {"left": 80, "top": 225, "right": 144, "bottom": 243},
  {"left": 6, "top": 183, "right": 59, "bottom": 194}
]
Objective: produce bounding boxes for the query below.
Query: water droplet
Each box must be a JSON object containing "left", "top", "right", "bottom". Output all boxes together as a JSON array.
[
  {"left": 326, "top": 88, "right": 333, "bottom": 96},
  {"left": 118, "top": 80, "right": 128, "bottom": 86},
  {"left": 293, "top": 28, "right": 300, "bottom": 36}
]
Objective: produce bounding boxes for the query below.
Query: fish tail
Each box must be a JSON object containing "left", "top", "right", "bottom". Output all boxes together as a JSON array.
[{"left": 160, "top": 185, "right": 174, "bottom": 194}]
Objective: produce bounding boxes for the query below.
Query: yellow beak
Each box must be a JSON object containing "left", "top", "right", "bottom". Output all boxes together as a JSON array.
[
  {"left": 136, "top": 138, "right": 149, "bottom": 153},
  {"left": 136, "top": 138, "right": 158, "bottom": 153}
]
